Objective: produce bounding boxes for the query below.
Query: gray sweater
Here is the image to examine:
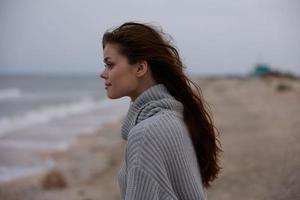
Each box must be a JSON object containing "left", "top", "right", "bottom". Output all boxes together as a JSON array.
[{"left": 118, "top": 83, "right": 207, "bottom": 200}]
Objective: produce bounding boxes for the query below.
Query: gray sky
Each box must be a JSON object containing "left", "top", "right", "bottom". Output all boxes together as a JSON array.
[{"left": 0, "top": 0, "right": 299, "bottom": 76}]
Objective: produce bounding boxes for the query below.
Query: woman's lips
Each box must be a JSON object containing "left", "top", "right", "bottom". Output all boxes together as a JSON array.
[{"left": 105, "top": 83, "right": 111, "bottom": 89}]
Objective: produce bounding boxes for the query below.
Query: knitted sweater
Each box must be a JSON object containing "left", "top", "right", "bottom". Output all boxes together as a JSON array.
[{"left": 118, "top": 83, "right": 207, "bottom": 200}]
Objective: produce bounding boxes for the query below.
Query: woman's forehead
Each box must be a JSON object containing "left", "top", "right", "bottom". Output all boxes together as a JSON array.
[{"left": 103, "top": 44, "right": 120, "bottom": 61}]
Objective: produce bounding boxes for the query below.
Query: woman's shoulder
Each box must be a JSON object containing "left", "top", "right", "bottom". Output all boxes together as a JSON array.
[
  {"left": 128, "top": 110, "right": 189, "bottom": 152},
  {"left": 126, "top": 110, "right": 192, "bottom": 169},
  {"left": 145, "top": 110, "right": 185, "bottom": 134},
  {"left": 130, "top": 110, "right": 184, "bottom": 138}
]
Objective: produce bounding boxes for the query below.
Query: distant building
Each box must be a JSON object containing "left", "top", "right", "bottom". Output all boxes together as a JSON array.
[
  {"left": 252, "top": 63, "right": 272, "bottom": 77},
  {"left": 250, "top": 63, "right": 297, "bottom": 79}
]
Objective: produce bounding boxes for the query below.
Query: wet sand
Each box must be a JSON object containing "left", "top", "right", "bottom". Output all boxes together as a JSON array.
[{"left": 0, "top": 77, "right": 299, "bottom": 200}]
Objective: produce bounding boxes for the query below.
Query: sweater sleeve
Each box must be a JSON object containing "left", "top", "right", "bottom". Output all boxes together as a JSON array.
[{"left": 125, "top": 166, "right": 160, "bottom": 200}]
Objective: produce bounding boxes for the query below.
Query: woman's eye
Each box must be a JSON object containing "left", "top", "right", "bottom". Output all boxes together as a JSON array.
[{"left": 104, "top": 63, "right": 114, "bottom": 70}]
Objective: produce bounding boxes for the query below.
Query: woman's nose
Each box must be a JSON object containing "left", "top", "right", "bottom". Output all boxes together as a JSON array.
[{"left": 99, "top": 69, "right": 107, "bottom": 79}]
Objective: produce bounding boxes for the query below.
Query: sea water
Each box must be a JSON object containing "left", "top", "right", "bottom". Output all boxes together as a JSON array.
[{"left": 0, "top": 74, "right": 130, "bottom": 182}]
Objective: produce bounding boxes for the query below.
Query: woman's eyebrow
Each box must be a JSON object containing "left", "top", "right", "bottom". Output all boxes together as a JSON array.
[{"left": 104, "top": 57, "right": 112, "bottom": 63}]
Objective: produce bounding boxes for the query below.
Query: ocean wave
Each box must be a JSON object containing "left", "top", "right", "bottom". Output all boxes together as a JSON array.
[
  {"left": 0, "top": 97, "right": 129, "bottom": 137},
  {"left": 0, "top": 88, "right": 22, "bottom": 100},
  {"left": 0, "top": 140, "right": 71, "bottom": 150},
  {"left": 0, "top": 159, "right": 55, "bottom": 182}
]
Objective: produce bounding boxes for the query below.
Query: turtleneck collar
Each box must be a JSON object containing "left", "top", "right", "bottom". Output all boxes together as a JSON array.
[{"left": 121, "top": 83, "right": 183, "bottom": 140}]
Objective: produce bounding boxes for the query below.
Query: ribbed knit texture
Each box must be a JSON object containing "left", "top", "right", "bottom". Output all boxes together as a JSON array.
[{"left": 118, "top": 83, "right": 207, "bottom": 200}]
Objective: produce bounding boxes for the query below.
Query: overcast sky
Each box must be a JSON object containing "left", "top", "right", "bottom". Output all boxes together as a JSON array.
[{"left": 0, "top": 0, "right": 299, "bottom": 76}]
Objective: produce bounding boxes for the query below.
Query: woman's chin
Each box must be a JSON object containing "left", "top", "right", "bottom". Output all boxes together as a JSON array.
[
  {"left": 107, "top": 96, "right": 119, "bottom": 99},
  {"left": 107, "top": 93, "right": 122, "bottom": 99}
]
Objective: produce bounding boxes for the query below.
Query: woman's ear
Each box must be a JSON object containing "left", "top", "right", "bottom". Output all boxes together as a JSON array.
[{"left": 136, "top": 60, "right": 148, "bottom": 78}]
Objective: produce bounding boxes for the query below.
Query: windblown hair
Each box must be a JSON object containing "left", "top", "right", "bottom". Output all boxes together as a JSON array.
[{"left": 102, "top": 21, "right": 222, "bottom": 187}]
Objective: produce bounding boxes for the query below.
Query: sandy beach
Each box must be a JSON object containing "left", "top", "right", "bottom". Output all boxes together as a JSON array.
[{"left": 0, "top": 77, "right": 299, "bottom": 200}]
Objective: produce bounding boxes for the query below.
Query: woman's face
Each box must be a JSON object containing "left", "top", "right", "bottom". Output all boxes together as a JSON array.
[{"left": 100, "top": 43, "right": 140, "bottom": 100}]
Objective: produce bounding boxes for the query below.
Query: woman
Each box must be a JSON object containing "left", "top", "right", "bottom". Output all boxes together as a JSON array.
[{"left": 100, "top": 21, "right": 221, "bottom": 200}]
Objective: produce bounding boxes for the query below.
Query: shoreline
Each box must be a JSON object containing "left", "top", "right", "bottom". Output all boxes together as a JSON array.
[{"left": 0, "top": 119, "right": 126, "bottom": 200}]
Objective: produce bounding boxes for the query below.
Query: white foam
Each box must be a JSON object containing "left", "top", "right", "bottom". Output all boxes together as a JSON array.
[
  {"left": 0, "top": 159, "right": 55, "bottom": 182},
  {"left": 0, "top": 140, "right": 70, "bottom": 151},
  {"left": 0, "top": 97, "right": 129, "bottom": 137},
  {"left": 0, "top": 88, "right": 22, "bottom": 100}
]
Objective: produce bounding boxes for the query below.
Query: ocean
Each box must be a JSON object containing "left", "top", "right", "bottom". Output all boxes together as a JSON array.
[{"left": 0, "top": 74, "right": 130, "bottom": 182}]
